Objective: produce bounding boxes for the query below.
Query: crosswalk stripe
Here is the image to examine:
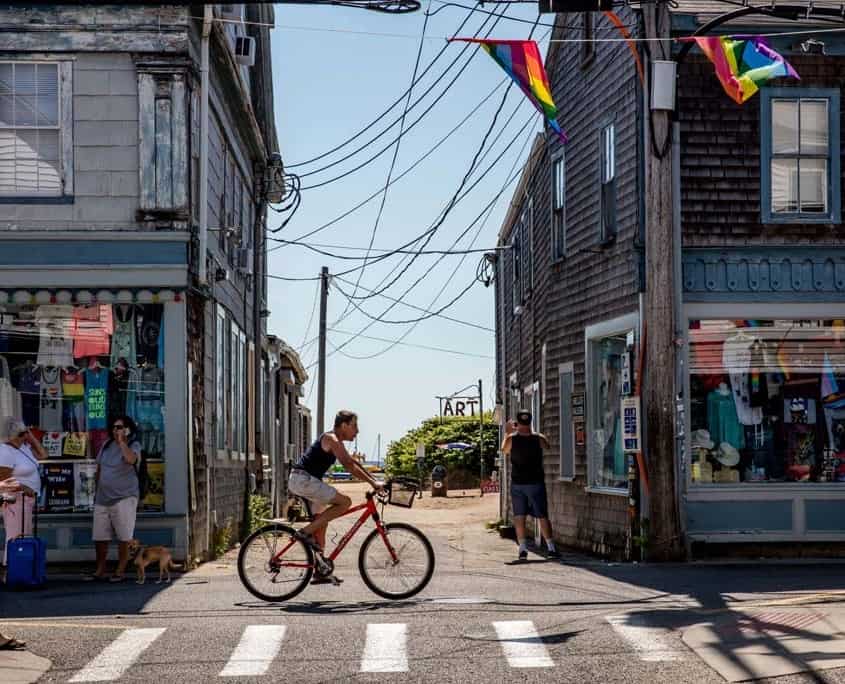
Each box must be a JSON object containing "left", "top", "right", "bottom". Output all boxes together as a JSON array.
[
  {"left": 492, "top": 620, "right": 554, "bottom": 668},
  {"left": 605, "top": 614, "right": 682, "bottom": 661},
  {"left": 219, "top": 625, "right": 287, "bottom": 677},
  {"left": 69, "top": 627, "right": 166, "bottom": 682},
  {"left": 360, "top": 623, "right": 408, "bottom": 673}
]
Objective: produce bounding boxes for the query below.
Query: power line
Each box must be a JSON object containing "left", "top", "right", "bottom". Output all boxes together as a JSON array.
[
  {"left": 333, "top": 273, "right": 494, "bottom": 331},
  {"left": 267, "top": 75, "right": 509, "bottom": 247},
  {"left": 340, "top": 0, "right": 433, "bottom": 323},
  {"left": 268, "top": 238, "right": 508, "bottom": 259},
  {"left": 328, "top": 328, "right": 494, "bottom": 358},
  {"left": 297, "top": 4, "right": 516, "bottom": 189},
  {"left": 287, "top": 2, "right": 483, "bottom": 169},
  {"left": 299, "top": 280, "right": 321, "bottom": 350}
]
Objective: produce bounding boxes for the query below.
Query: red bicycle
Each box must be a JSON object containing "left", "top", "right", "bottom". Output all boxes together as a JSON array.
[{"left": 237, "top": 478, "right": 435, "bottom": 602}]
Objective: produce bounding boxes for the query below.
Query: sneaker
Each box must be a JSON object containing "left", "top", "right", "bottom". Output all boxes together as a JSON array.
[
  {"left": 293, "top": 530, "right": 323, "bottom": 553},
  {"left": 546, "top": 548, "right": 560, "bottom": 559},
  {"left": 517, "top": 549, "right": 528, "bottom": 561},
  {"left": 311, "top": 574, "right": 344, "bottom": 586}
]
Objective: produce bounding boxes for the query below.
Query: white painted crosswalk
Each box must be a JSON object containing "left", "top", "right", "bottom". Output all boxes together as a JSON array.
[
  {"left": 219, "top": 625, "right": 287, "bottom": 677},
  {"left": 492, "top": 620, "right": 555, "bottom": 668},
  {"left": 69, "top": 628, "right": 166, "bottom": 683},
  {"left": 63, "top": 616, "right": 687, "bottom": 681},
  {"left": 360, "top": 623, "right": 409, "bottom": 673}
]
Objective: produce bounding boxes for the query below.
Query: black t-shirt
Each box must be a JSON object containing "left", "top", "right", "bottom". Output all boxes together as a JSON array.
[{"left": 510, "top": 433, "right": 545, "bottom": 485}]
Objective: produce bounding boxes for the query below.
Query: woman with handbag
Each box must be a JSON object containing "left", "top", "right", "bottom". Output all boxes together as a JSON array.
[{"left": 0, "top": 417, "right": 48, "bottom": 566}]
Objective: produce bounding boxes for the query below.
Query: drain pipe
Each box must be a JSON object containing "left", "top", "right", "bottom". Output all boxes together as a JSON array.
[{"left": 198, "top": 5, "right": 212, "bottom": 286}]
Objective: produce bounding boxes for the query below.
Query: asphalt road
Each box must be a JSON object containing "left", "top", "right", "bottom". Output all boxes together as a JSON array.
[{"left": 3, "top": 489, "right": 845, "bottom": 683}]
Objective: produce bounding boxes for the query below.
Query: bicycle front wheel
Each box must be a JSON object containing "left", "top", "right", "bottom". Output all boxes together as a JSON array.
[
  {"left": 358, "top": 522, "right": 435, "bottom": 600},
  {"left": 238, "top": 523, "right": 313, "bottom": 602}
]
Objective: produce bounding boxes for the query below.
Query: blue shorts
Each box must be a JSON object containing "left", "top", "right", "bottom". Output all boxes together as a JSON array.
[{"left": 511, "top": 482, "right": 548, "bottom": 518}]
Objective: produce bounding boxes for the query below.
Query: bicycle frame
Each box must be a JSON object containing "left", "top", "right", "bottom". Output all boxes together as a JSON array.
[{"left": 270, "top": 493, "right": 398, "bottom": 569}]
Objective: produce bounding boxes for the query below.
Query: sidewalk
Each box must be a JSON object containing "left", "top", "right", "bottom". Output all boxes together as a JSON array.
[{"left": 0, "top": 649, "right": 50, "bottom": 684}]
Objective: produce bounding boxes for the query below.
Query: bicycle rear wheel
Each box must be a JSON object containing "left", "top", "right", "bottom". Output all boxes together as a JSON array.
[
  {"left": 358, "top": 522, "right": 435, "bottom": 600},
  {"left": 238, "top": 523, "right": 313, "bottom": 602}
]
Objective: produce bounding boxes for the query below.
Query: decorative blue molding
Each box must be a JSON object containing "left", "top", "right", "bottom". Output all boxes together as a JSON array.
[
  {"left": 0, "top": 240, "right": 187, "bottom": 266},
  {"left": 683, "top": 248, "right": 845, "bottom": 301}
]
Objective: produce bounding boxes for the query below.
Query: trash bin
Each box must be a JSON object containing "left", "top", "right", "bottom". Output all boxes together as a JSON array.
[{"left": 431, "top": 465, "right": 448, "bottom": 497}]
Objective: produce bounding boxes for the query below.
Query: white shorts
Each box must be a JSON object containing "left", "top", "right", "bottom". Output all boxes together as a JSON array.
[
  {"left": 288, "top": 470, "right": 338, "bottom": 506},
  {"left": 92, "top": 497, "right": 138, "bottom": 542}
]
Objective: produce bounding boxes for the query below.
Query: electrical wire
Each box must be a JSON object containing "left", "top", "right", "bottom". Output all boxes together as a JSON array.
[
  {"left": 328, "top": 328, "right": 495, "bottom": 358},
  {"left": 340, "top": 0, "right": 433, "bottom": 322},
  {"left": 267, "top": 75, "right": 509, "bottom": 247},
  {"left": 332, "top": 274, "right": 494, "bottom": 331},
  {"left": 298, "top": 4, "right": 511, "bottom": 188},
  {"left": 299, "top": 280, "right": 321, "bottom": 350},
  {"left": 287, "top": 2, "right": 483, "bottom": 169},
  {"left": 269, "top": 239, "right": 507, "bottom": 259}
]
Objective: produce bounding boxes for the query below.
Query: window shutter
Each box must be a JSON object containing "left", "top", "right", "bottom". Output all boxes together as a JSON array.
[{"left": 138, "top": 69, "right": 188, "bottom": 214}]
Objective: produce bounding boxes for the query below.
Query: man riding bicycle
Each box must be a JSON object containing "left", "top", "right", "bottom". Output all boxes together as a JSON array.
[{"left": 288, "top": 410, "right": 383, "bottom": 585}]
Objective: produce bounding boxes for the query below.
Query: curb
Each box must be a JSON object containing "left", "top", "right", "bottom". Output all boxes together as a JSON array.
[{"left": 0, "top": 650, "right": 51, "bottom": 684}]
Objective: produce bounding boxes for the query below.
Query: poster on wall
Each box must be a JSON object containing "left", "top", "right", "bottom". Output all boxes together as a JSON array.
[
  {"left": 141, "top": 461, "right": 165, "bottom": 512},
  {"left": 44, "top": 463, "right": 74, "bottom": 511},
  {"left": 36, "top": 464, "right": 48, "bottom": 512},
  {"left": 74, "top": 462, "right": 97, "bottom": 511}
]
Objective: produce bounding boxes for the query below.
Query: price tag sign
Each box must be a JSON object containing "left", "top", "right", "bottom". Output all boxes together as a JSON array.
[{"left": 622, "top": 396, "right": 641, "bottom": 453}]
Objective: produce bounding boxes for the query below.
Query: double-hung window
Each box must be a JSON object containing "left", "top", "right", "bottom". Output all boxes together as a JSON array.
[
  {"left": 520, "top": 199, "right": 533, "bottom": 298},
  {"left": 599, "top": 122, "right": 616, "bottom": 242},
  {"left": 551, "top": 152, "right": 566, "bottom": 260},
  {"left": 761, "top": 88, "right": 840, "bottom": 223},
  {"left": 0, "top": 61, "right": 72, "bottom": 199},
  {"left": 511, "top": 230, "right": 522, "bottom": 312}
]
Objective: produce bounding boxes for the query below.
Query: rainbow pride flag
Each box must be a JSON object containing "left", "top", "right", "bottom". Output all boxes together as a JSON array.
[
  {"left": 692, "top": 36, "right": 799, "bottom": 104},
  {"left": 451, "top": 38, "right": 568, "bottom": 143}
]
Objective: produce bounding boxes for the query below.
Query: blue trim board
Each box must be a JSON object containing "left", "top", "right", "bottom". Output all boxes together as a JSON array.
[
  {"left": 0, "top": 240, "right": 187, "bottom": 266},
  {"left": 760, "top": 87, "right": 841, "bottom": 225},
  {"left": 686, "top": 500, "right": 792, "bottom": 532},
  {"left": 683, "top": 247, "right": 845, "bottom": 301},
  {"left": 71, "top": 527, "right": 174, "bottom": 548},
  {"left": 805, "top": 500, "right": 845, "bottom": 532}
]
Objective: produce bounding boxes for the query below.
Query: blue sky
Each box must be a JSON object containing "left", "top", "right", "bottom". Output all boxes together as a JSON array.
[{"left": 266, "top": 1, "right": 549, "bottom": 457}]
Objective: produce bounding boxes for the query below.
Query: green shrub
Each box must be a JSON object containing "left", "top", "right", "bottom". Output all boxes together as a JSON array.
[
  {"left": 246, "top": 494, "right": 272, "bottom": 536},
  {"left": 385, "top": 413, "right": 499, "bottom": 484}
]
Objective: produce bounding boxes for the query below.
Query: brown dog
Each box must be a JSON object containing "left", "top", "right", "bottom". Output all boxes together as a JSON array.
[{"left": 128, "top": 539, "right": 181, "bottom": 585}]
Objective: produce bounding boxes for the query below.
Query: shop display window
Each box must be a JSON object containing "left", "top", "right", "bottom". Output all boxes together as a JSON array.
[
  {"left": 0, "top": 303, "right": 166, "bottom": 511},
  {"left": 689, "top": 319, "right": 845, "bottom": 485},
  {"left": 588, "top": 335, "right": 628, "bottom": 489}
]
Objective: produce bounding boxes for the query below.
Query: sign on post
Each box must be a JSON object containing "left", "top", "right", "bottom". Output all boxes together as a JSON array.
[
  {"left": 440, "top": 397, "right": 480, "bottom": 418},
  {"left": 622, "top": 396, "right": 641, "bottom": 453}
]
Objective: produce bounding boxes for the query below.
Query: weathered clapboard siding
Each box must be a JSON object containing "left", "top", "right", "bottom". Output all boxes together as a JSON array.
[
  {"left": 496, "top": 9, "right": 641, "bottom": 559},
  {"left": 679, "top": 53, "right": 845, "bottom": 247}
]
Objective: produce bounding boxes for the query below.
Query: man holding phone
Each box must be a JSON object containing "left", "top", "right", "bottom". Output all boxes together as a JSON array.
[{"left": 500, "top": 410, "right": 558, "bottom": 561}]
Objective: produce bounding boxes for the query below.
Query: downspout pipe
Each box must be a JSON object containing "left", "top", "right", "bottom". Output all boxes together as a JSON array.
[{"left": 198, "top": 5, "right": 212, "bottom": 286}]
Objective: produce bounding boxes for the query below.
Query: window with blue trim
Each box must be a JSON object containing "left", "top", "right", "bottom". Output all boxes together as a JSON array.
[{"left": 761, "top": 88, "right": 840, "bottom": 223}]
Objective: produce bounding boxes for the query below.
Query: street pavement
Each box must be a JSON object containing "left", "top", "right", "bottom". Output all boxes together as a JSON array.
[{"left": 2, "top": 486, "right": 845, "bottom": 683}]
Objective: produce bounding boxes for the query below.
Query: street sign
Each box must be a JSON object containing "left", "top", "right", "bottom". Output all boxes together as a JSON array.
[
  {"left": 622, "top": 396, "right": 641, "bottom": 453},
  {"left": 440, "top": 396, "right": 479, "bottom": 417},
  {"left": 416, "top": 441, "right": 425, "bottom": 464}
]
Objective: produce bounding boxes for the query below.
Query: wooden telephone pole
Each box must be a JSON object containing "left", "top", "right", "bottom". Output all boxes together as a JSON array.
[{"left": 642, "top": 0, "right": 684, "bottom": 560}]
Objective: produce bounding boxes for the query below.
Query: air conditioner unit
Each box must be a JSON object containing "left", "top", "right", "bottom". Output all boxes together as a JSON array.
[
  {"left": 237, "top": 247, "right": 254, "bottom": 272},
  {"left": 234, "top": 36, "right": 256, "bottom": 67},
  {"left": 220, "top": 4, "right": 243, "bottom": 21}
]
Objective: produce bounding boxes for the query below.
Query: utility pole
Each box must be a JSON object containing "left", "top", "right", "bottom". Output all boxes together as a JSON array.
[
  {"left": 377, "top": 433, "right": 381, "bottom": 466},
  {"left": 642, "top": 0, "right": 683, "bottom": 560},
  {"left": 316, "top": 266, "right": 329, "bottom": 435},
  {"left": 478, "top": 378, "right": 485, "bottom": 497}
]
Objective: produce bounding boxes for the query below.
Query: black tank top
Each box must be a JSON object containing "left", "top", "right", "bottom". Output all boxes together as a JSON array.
[
  {"left": 510, "top": 434, "right": 545, "bottom": 485},
  {"left": 295, "top": 434, "right": 336, "bottom": 478}
]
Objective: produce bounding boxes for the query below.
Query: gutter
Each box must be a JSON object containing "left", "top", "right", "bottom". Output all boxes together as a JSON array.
[{"left": 198, "top": 4, "right": 211, "bottom": 286}]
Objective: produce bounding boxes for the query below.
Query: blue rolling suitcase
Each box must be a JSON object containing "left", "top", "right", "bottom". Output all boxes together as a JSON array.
[{"left": 5, "top": 496, "right": 47, "bottom": 589}]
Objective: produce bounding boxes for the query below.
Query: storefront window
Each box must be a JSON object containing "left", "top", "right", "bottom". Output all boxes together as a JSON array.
[
  {"left": 0, "top": 303, "right": 166, "bottom": 512},
  {"left": 689, "top": 319, "right": 845, "bottom": 484},
  {"left": 588, "top": 335, "right": 627, "bottom": 489}
]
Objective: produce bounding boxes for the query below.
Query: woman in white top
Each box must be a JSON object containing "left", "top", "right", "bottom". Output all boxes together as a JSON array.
[{"left": 0, "top": 417, "right": 48, "bottom": 557}]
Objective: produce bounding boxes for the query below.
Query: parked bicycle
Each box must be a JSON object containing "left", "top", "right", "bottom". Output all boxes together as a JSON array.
[{"left": 237, "top": 477, "right": 435, "bottom": 602}]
